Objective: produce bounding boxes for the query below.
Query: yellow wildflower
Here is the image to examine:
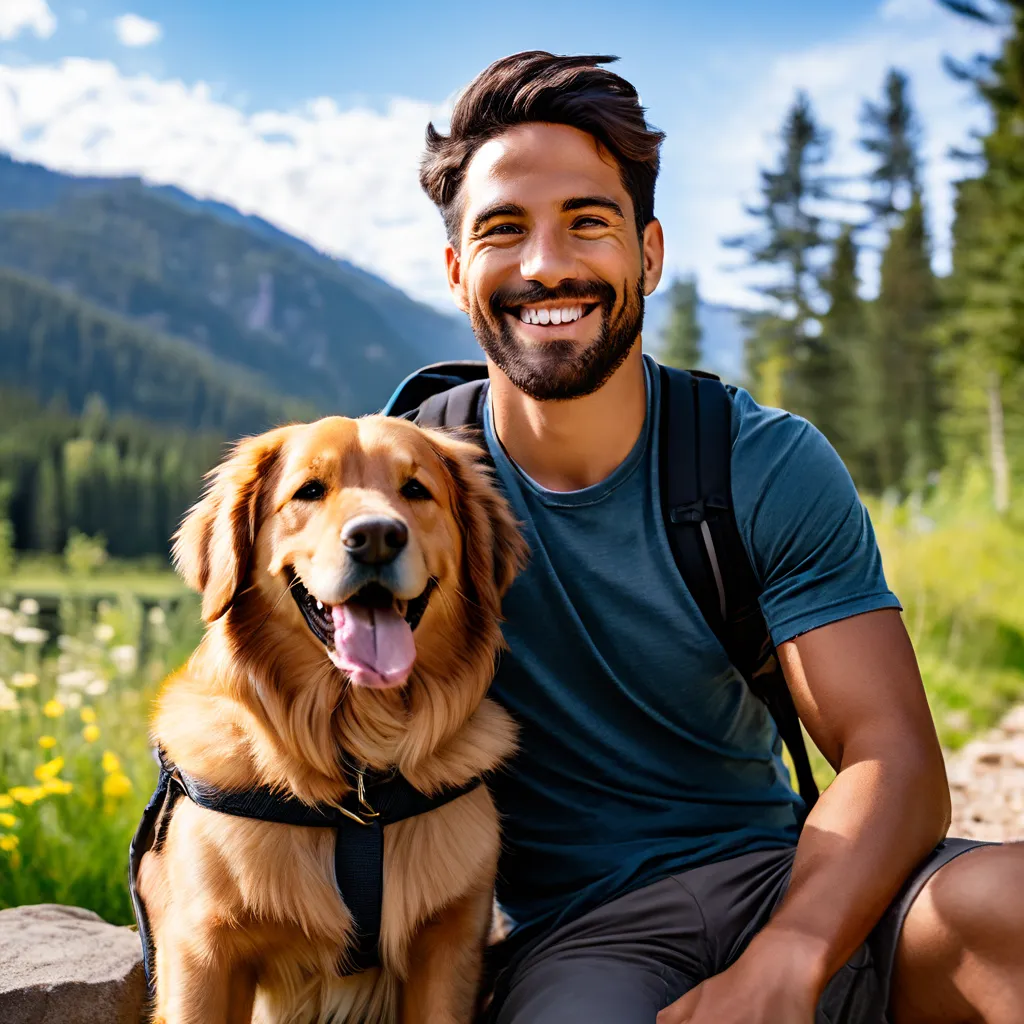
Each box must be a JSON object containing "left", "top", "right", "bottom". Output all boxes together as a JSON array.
[
  {"left": 41, "top": 778, "right": 72, "bottom": 795},
  {"left": 42, "top": 699, "right": 65, "bottom": 718},
  {"left": 0, "top": 795, "right": 12, "bottom": 809},
  {"left": 38, "top": 735, "right": 57, "bottom": 750},
  {"left": 0, "top": 813, "right": 17, "bottom": 828},
  {"left": 103, "top": 772, "right": 133, "bottom": 799},
  {"left": 82, "top": 724, "right": 101, "bottom": 743},
  {"left": 0, "top": 834, "right": 19, "bottom": 852},
  {"left": 9, "top": 786, "right": 43, "bottom": 806},
  {"left": 34, "top": 757, "right": 65, "bottom": 782},
  {"left": 80, "top": 707, "right": 97, "bottom": 724},
  {"left": 101, "top": 751, "right": 121, "bottom": 774}
]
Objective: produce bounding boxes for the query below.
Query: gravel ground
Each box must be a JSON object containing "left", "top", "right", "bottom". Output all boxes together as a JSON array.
[{"left": 947, "top": 705, "right": 1024, "bottom": 842}]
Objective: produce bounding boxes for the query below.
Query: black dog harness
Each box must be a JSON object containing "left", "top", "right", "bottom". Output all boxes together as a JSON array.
[{"left": 129, "top": 748, "right": 481, "bottom": 990}]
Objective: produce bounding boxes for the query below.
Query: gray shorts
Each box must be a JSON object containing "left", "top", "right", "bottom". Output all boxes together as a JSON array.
[{"left": 490, "top": 838, "right": 991, "bottom": 1024}]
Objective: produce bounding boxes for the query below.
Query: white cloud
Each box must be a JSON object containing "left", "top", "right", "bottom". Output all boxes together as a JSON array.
[
  {"left": 0, "top": 0, "right": 56, "bottom": 41},
  {"left": 113, "top": 13, "right": 161, "bottom": 47},
  {"left": 663, "top": 0, "right": 1001, "bottom": 307},
  {"left": 0, "top": 58, "right": 453, "bottom": 303},
  {"left": 879, "top": 0, "right": 939, "bottom": 22}
]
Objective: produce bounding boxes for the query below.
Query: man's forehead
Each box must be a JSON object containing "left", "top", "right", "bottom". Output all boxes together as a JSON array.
[{"left": 463, "top": 123, "right": 628, "bottom": 212}]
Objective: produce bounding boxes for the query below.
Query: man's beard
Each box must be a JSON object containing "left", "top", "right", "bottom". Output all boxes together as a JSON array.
[{"left": 468, "top": 275, "right": 645, "bottom": 401}]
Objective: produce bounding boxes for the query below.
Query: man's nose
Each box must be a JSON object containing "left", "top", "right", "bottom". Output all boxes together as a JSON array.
[
  {"left": 341, "top": 516, "right": 408, "bottom": 566},
  {"left": 519, "top": 224, "right": 578, "bottom": 289}
]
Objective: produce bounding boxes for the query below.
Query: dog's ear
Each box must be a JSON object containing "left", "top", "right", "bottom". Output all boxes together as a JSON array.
[
  {"left": 431, "top": 431, "right": 528, "bottom": 617},
  {"left": 173, "top": 429, "right": 287, "bottom": 623}
]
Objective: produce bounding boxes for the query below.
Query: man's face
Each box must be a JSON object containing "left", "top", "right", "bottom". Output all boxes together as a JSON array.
[{"left": 445, "top": 122, "right": 664, "bottom": 401}]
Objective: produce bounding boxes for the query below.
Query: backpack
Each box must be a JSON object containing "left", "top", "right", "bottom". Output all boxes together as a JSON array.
[{"left": 384, "top": 360, "right": 819, "bottom": 813}]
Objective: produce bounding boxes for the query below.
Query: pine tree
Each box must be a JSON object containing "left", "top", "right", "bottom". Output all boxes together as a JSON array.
[
  {"left": 808, "top": 227, "right": 869, "bottom": 478},
  {"left": 659, "top": 275, "right": 703, "bottom": 370},
  {"left": 859, "top": 69, "right": 922, "bottom": 223},
  {"left": 725, "top": 91, "right": 834, "bottom": 406},
  {"left": 32, "top": 453, "right": 63, "bottom": 553},
  {"left": 873, "top": 192, "right": 942, "bottom": 492},
  {"left": 940, "top": 0, "right": 1024, "bottom": 511}
]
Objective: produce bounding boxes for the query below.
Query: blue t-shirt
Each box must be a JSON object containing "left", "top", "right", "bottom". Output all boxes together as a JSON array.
[{"left": 481, "top": 355, "right": 901, "bottom": 936}]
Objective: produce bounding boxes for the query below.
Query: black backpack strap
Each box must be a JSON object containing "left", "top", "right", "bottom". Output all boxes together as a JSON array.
[
  {"left": 409, "top": 378, "right": 489, "bottom": 430},
  {"left": 658, "top": 365, "right": 819, "bottom": 813}
]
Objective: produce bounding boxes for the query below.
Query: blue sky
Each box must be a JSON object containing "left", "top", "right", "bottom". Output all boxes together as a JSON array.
[{"left": 0, "top": 0, "right": 1002, "bottom": 309}]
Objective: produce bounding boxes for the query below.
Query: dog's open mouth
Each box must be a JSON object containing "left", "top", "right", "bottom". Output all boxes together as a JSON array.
[{"left": 287, "top": 570, "right": 436, "bottom": 690}]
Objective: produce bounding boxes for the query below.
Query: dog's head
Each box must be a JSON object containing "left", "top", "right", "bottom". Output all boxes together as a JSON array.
[{"left": 173, "top": 415, "right": 525, "bottom": 693}]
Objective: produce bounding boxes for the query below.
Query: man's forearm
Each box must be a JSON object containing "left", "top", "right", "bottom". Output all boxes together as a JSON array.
[{"left": 749, "top": 745, "right": 950, "bottom": 996}]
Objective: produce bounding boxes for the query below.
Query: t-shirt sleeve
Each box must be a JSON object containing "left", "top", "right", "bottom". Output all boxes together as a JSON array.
[{"left": 729, "top": 388, "right": 902, "bottom": 647}]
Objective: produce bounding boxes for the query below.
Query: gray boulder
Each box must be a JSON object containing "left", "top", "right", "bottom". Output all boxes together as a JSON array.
[{"left": 0, "top": 904, "right": 146, "bottom": 1024}]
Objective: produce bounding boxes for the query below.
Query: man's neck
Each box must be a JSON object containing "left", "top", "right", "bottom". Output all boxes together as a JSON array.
[{"left": 487, "top": 343, "right": 648, "bottom": 492}]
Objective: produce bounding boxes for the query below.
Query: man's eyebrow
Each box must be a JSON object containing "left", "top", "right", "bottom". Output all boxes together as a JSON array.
[
  {"left": 561, "top": 195, "right": 625, "bottom": 218},
  {"left": 470, "top": 202, "right": 526, "bottom": 236}
]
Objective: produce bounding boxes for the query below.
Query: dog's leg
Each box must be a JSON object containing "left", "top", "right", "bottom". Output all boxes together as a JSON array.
[
  {"left": 152, "top": 927, "right": 239, "bottom": 1024},
  {"left": 226, "top": 964, "right": 258, "bottom": 1024},
  {"left": 400, "top": 886, "right": 494, "bottom": 1024}
]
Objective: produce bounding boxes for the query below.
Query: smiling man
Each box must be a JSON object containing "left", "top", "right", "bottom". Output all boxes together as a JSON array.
[{"left": 391, "top": 52, "right": 1024, "bottom": 1024}]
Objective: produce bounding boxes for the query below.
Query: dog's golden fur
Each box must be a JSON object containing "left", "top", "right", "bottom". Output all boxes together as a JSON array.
[{"left": 136, "top": 415, "right": 525, "bottom": 1024}]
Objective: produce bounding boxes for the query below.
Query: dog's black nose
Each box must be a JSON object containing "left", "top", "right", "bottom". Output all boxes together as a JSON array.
[{"left": 342, "top": 516, "right": 408, "bottom": 565}]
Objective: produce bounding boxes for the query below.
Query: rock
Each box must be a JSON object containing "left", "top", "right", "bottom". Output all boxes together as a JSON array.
[
  {"left": 0, "top": 904, "right": 146, "bottom": 1024},
  {"left": 1001, "top": 705, "right": 1024, "bottom": 736}
]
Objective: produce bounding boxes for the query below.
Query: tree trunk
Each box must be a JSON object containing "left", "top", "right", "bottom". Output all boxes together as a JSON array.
[{"left": 987, "top": 371, "right": 1010, "bottom": 514}]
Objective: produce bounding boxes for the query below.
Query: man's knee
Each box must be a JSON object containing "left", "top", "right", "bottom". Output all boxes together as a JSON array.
[
  {"left": 920, "top": 844, "right": 1024, "bottom": 950},
  {"left": 892, "top": 844, "right": 1024, "bottom": 1024}
]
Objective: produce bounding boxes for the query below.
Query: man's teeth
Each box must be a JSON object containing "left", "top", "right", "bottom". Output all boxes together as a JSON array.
[{"left": 518, "top": 305, "right": 584, "bottom": 326}]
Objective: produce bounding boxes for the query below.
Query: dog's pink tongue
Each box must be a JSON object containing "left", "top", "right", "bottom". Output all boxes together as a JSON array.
[{"left": 330, "top": 603, "right": 416, "bottom": 688}]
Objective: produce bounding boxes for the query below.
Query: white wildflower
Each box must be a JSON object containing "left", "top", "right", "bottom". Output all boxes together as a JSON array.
[
  {"left": 18, "top": 598, "right": 40, "bottom": 616},
  {"left": 85, "top": 679, "right": 109, "bottom": 697},
  {"left": 13, "top": 626, "right": 48, "bottom": 645},
  {"left": 0, "top": 683, "right": 19, "bottom": 712},
  {"left": 0, "top": 608, "right": 15, "bottom": 634},
  {"left": 63, "top": 691, "right": 83, "bottom": 709},
  {"left": 57, "top": 669, "right": 95, "bottom": 690},
  {"left": 110, "top": 645, "right": 138, "bottom": 675},
  {"left": 94, "top": 623, "right": 116, "bottom": 643},
  {"left": 147, "top": 606, "right": 166, "bottom": 626}
]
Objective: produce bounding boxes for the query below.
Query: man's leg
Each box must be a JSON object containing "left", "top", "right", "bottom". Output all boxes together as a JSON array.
[
  {"left": 890, "top": 842, "right": 1024, "bottom": 1024},
  {"left": 491, "top": 874, "right": 710, "bottom": 1024}
]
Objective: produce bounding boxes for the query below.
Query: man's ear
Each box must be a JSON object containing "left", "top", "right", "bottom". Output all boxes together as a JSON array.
[
  {"left": 172, "top": 429, "right": 286, "bottom": 623},
  {"left": 641, "top": 218, "right": 665, "bottom": 296},
  {"left": 445, "top": 244, "right": 470, "bottom": 314}
]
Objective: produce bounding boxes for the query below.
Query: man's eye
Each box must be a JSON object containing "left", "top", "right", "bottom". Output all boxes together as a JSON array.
[
  {"left": 573, "top": 217, "right": 605, "bottom": 229},
  {"left": 484, "top": 224, "right": 521, "bottom": 236},
  {"left": 293, "top": 481, "right": 326, "bottom": 501},
  {"left": 401, "top": 479, "right": 433, "bottom": 501}
]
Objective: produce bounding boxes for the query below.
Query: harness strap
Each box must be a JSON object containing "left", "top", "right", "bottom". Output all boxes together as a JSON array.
[{"left": 129, "top": 750, "right": 483, "bottom": 989}]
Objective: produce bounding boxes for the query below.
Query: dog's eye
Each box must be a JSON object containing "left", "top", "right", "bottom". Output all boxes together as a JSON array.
[
  {"left": 400, "top": 478, "right": 432, "bottom": 501},
  {"left": 293, "top": 480, "right": 326, "bottom": 502}
]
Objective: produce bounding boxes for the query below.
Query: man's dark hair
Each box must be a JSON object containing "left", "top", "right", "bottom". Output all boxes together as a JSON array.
[{"left": 420, "top": 51, "right": 665, "bottom": 245}]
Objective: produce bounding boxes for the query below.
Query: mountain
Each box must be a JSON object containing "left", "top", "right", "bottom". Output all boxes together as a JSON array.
[
  {"left": 0, "top": 267, "right": 311, "bottom": 437},
  {"left": 0, "top": 154, "right": 480, "bottom": 418},
  {"left": 643, "top": 290, "right": 748, "bottom": 383}
]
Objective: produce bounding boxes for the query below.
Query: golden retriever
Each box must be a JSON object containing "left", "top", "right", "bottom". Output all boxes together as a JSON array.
[{"left": 134, "top": 414, "right": 525, "bottom": 1024}]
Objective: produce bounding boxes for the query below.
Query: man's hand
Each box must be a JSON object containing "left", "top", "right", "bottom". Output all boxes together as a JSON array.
[{"left": 656, "top": 933, "right": 822, "bottom": 1024}]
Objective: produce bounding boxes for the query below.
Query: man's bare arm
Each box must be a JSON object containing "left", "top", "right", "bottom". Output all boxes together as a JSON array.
[
  {"left": 658, "top": 607, "right": 951, "bottom": 1022},
  {"left": 748, "top": 607, "right": 951, "bottom": 990}
]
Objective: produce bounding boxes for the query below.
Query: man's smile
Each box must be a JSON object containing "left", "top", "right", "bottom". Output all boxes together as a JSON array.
[{"left": 499, "top": 301, "right": 601, "bottom": 335}]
